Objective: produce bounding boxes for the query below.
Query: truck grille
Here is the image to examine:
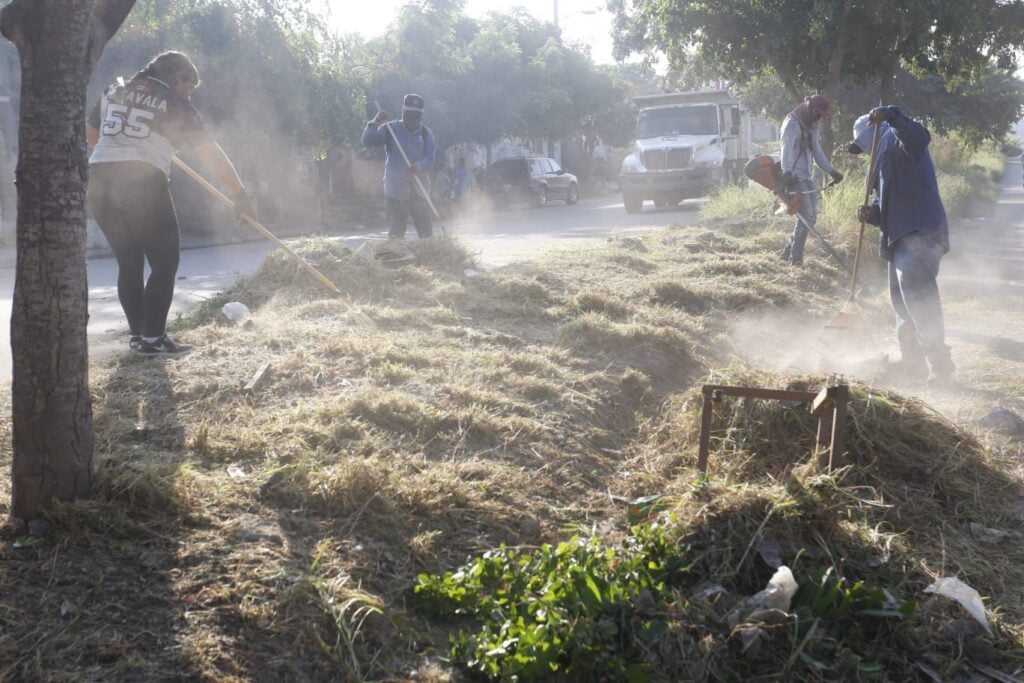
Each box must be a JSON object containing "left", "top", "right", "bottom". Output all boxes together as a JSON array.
[{"left": 641, "top": 147, "right": 693, "bottom": 171}]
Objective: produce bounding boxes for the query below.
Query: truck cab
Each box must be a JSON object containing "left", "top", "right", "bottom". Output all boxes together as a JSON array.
[{"left": 618, "top": 90, "right": 749, "bottom": 213}]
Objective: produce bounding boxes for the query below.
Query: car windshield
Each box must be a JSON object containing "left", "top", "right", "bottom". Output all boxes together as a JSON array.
[{"left": 638, "top": 106, "right": 718, "bottom": 138}]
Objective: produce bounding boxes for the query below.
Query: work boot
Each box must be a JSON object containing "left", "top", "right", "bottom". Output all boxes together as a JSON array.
[
  {"left": 882, "top": 354, "right": 928, "bottom": 384},
  {"left": 778, "top": 244, "right": 802, "bottom": 266},
  {"left": 926, "top": 350, "right": 955, "bottom": 388}
]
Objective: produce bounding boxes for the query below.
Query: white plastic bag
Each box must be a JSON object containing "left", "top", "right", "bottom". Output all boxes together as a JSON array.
[
  {"left": 222, "top": 301, "right": 251, "bottom": 322},
  {"left": 924, "top": 576, "right": 992, "bottom": 636},
  {"left": 749, "top": 565, "right": 799, "bottom": 612}
]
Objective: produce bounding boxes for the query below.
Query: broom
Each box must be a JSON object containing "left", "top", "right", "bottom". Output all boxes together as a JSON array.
[{"left": 171, "top": 157, "right": 377, "bottom": 330}]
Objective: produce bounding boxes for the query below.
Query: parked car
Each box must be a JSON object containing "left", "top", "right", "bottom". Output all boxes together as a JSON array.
[{"left": 484, "top": 156, "right": 579, "bottom": 208}]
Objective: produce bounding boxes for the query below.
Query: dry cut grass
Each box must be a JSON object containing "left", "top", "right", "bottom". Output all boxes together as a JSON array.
[{"left": 0, "top": 222, "right": 1020, "bottom": 681}]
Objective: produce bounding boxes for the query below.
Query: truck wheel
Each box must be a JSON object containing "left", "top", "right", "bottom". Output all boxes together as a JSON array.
[
  {"left": 623, "top": 193, "right": 643, "bottom": 214},
  {"left": 566, "top": 184, "right": 579, "bottom": 205}
]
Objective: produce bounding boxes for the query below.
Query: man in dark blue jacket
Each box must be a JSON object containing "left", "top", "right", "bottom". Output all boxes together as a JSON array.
[
  {"left": 362, "top": 94, "right": 437, "bottom": 238},
  {"left": 851, "top": 106, "right": 954, "bottom": 385}
]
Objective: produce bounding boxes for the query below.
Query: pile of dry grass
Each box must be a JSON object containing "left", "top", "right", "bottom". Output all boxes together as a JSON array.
[
  {"left": 1, "top": 228, "right": 1020, "bottom": 680},
  {"left": 604, "top": 367, "right": 1024, "bottom": 678}
]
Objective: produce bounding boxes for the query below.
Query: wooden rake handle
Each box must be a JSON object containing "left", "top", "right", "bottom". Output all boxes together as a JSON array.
[
  {"left": 848, "top": 122, "right": 883, "bottom": 301},
  {"left": 171, "top": 157, "right": 344, "bottom": 298},
  {"left": 385, "top": 119, "right": 444, "bottom": 222}
]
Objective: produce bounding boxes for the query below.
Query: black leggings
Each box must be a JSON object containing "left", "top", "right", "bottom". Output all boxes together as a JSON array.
[{"left": 88, "top": 161, "right": 180, "bottom": 338}]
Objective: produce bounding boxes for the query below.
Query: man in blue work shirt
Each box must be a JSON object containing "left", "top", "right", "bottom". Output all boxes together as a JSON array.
[
  {"left": 851, "top": 106, "right": 954, "bottom": 385},
  {"left": 362, "top": 93, "right": 437, "bottom": 238}
]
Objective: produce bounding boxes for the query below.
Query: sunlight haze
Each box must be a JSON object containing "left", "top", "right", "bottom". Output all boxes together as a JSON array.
[{"left": 311, "top": 0, "right": 618, "bottom": 64}]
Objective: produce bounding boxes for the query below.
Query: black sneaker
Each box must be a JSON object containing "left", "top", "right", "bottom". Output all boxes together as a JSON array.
[
  {"left": 129, "top": 335, "right": 142, "bottom": 351},
  {"left": 136, "top": 335, "right": 192, "bottom": 358}
]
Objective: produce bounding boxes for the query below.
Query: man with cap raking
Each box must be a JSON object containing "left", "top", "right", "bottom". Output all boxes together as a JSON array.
[
  {"left": 851, "top": 106, "right": 954, "bottom": 385},
  {"left": 362, "top": 93, "right": 437, "bottom": 238},
  {"left": 778, "top": 95, "right": 844, "bottom": 266}
]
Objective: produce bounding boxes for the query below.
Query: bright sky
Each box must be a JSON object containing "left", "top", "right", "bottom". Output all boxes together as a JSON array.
[{"left": 311, "top": 0, "right": 618, "bottom": 65}]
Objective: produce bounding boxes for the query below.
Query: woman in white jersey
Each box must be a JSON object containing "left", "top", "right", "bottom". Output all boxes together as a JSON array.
[{"left": 87, "top": 51, "right": 253, "bottom": 356}]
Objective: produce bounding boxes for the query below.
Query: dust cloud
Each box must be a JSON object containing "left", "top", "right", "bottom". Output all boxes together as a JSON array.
[{"left": 727, "top": 305, "right": 896, "bottom": 384}]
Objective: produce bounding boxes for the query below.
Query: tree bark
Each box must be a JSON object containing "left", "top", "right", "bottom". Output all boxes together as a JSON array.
[
  {"left": 880, "top": 48, "right": 900, "bottom": 103},
  {"left": 818, "top": 4, "right": 853, "bottom": 161},
  {"left": 1, "top": 0, "right": 135, "bottom": 522}
]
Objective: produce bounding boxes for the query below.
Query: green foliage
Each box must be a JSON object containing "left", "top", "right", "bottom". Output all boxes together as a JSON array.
[
  {"left": 611, "top": 0, "right": 1024, "bottom": 149},
  {"left": 414, "top": 520, "right": 923, "bottom": 680},
  {"left": 360, "top": 5, "right": 632, "bottom": 149},
  {"left": 794, "top": 568, "right": 916, "bottom": 624},
  {"left": 700, "top": 184, "right": 776, "bottom": 223},
  {"left": 414, "top": 525, "right": 684, "bottom": 680},
  {"left": 96, "top": 0, "right": 631, "bottom": 159}
]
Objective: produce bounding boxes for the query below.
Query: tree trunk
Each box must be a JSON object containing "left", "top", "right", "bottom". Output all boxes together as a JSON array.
[
  {"left": 782, "top": 79, "right": 801, "bottom": 105},
  {"left": 1, "top": 0, "right": 135, "bottom": 522},
  {"left": 880, "top": 49, "right": 900, "bottom": 103},
  {"left": 818, "top": 2, "right": 853, "bottom": 162}
]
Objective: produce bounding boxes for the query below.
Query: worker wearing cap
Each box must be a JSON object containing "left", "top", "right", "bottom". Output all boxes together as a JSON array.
[
  {"left": 362, "top": 93, "right": 437, "bottom": 239},
  {"left": 779, "top": 95, "right": 844, "bottom": 266},
  {"left": 851, "top": 107, "right": 953, "bottom": 385}
]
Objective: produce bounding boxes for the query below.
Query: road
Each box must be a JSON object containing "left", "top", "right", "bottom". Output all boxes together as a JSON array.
[
  {"left": 444, "top": 193, "right": 704, "bottom": 266},
  {"left": 0, "top": 193, "right": 702, "bottom": 383}
]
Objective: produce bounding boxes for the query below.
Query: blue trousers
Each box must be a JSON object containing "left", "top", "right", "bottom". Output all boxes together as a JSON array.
[
  {"left": 888, "top": 231, "right": 951, "bottom": 367},
  {"left": 784, "top": 179, "right": 817, "bottom": 264}
]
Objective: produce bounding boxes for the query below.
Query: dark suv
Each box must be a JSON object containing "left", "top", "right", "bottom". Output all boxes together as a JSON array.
[{"left": 484, "top": 156, "right": 579, "bottom": 208}]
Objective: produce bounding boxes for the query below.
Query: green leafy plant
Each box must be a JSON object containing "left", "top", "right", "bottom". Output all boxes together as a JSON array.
[
  {"left": 414, "top": 524, "right": 686, "bottom": 680},
  {"left": 794, "top": 568, "right": 917, "bottom": 623}
]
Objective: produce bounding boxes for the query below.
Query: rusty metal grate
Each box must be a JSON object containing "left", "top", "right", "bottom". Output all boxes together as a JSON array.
[{"left": 696, "top": 382, "right": 850, "bottom": 475}]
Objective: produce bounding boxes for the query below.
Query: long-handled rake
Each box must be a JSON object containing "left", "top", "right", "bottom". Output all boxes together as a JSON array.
[
  {"left": 375, "top": 101, "right": 448, "bottom": 235},
  {"left": 171, "top": 157, "right": 377, "bottom": 329},
  {"left": 828, "top": 120, "right": 883, "bottom": 330}
]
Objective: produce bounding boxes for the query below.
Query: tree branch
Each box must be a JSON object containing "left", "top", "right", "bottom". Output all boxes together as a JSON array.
[
  {"left": 0, "top": 0, "right": 42, "bottom": 48},
  {"left": 87, "top": 0, "right": 136, "bottom": 65}
]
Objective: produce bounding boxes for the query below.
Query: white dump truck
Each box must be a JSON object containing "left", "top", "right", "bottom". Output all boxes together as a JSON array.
[{"left": 618, "top": 90, "right": 750, "bottom": 213}]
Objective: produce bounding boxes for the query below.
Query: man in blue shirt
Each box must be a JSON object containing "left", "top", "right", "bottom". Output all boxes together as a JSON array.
[
  {"left": 851, "top": 106, "right": 954, "bottom": 385},
  {"left": 362, "top": 93, "right": 437, "bottom": 238}
]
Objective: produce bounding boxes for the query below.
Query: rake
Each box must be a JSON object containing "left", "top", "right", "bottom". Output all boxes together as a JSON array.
[
  {"left": 375, "top": 101, "right": 448, "bottom": 235},
  {"left": 827, "top": 119, "right": 883, "bottom": 331},
  {"left": 171, "top": 157, "right": 377, "bottom": 329}
]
